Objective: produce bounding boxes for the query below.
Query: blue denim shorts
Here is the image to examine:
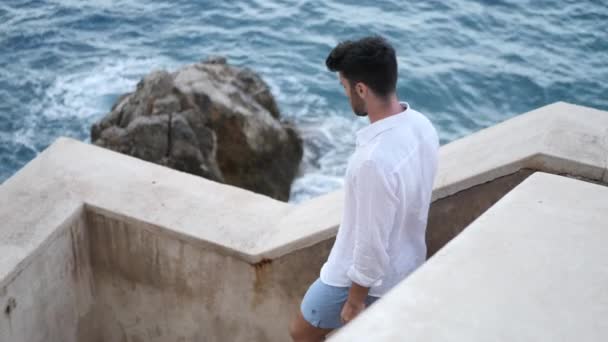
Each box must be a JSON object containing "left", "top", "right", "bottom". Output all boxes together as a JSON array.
[{"left": 300, "top": 278, "right": 380, "bottom": 329}]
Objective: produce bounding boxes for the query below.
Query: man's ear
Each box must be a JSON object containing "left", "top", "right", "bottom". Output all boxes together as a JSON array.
[{"left": 356, "top": 83, "right": 366, "bottom": 98}]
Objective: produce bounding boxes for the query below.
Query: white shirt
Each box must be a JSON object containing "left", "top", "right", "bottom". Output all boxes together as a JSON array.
[{"left": 319, "top": 102, "right": 439, "bottom": 297}]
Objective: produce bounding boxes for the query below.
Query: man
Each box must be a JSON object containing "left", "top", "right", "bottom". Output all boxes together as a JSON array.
[{"left": 289, "top": 36, "right": 439, "bottom": 342}]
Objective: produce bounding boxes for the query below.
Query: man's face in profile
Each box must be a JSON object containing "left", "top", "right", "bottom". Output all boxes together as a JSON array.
[{"left": 339, "top": 73, "right": 367, "bottom": 117}]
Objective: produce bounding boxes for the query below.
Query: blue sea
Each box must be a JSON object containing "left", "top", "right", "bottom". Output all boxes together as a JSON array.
[{"left": 1, "top": 0, "right": 607, "bottom": 202}]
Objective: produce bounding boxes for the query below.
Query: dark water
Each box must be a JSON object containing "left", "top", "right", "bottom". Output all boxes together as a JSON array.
[{"left": 1, "top": 0, "right": 607, "bottom": 202}]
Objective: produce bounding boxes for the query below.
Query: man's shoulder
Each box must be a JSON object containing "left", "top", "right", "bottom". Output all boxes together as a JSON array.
[
  {"left": 407, "top": 108, "right": 439, "bottom": 139},
  {"left": 349, "top": 151, "right": 394, "bottom": 182}
]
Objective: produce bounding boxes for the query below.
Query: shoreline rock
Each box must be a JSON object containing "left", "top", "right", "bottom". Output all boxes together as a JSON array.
[{"left": 92, "top": 57, "right": 303, "bottom": 201}]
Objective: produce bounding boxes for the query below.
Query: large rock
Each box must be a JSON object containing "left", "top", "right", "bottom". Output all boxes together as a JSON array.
[{"left": 91, "top": 57, "right": 303, "bottom": 201}]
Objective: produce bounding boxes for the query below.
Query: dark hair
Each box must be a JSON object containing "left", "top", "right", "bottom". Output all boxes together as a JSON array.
[{"left": 326, "top": 36, "right": 398, "bottom": 97}]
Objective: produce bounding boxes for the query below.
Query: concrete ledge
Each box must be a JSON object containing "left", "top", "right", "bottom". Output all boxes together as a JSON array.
[
  {"left": 272, "top": 101, "right": 608, "bottom": 257},
  {"left": 1, "top": 102, "right": 607, "bottom": 278},
  {"left": 329, "top": 172, "right": 608, "bottom": 341},
  {"left": 0, "top": 102, "right": 607, "bottom": 341},
  {"left": 426, "top": 168, "right": 536, "bottom": 256},
  {"left": 434, "top": 102, "right": 608, "bottom": 200}
]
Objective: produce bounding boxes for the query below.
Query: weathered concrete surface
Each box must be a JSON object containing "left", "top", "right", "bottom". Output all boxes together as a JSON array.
[
  {"left": 0, "top": 209, "right": 95, "bottom": 342},
  {"left": 426, "top": 169, "right": 534, "bottom": 257},
  {"left": 329, "top": 172, "right": 608, "bottom": 341},
  {"left": 0, "top": 102, "right": 607, "bottom": 341},
  {"left": 2, "top": 102, "right": 607, "bottom": 275},
  {"left": 433, "top": 102, "right": 608, "bottom": 200},
  {"left": 86, "top": 209, "right": 334, "bottom": 342},
  {"left": 0, "top": 137, "right": 292, "bottom": 341},
  {"left": 274, "top": 102, "right": 608, "bottom": 259}
]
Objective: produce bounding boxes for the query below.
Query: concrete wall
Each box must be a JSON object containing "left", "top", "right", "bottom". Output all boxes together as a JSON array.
[
  {"left": 0, "top": 203, "right": 334, "bottom": 342},
  {"left": 0, "top": 208, "right": 95, "bottom": 342},
  {"left": 426, "top": 169, "right": 534, "bottom": 256},
  {"left": 0, "top": 170, "right": 603, "bottom": 342},
  {"left": 0, "top": 169, "right": 545, "bottom": 342},
  {"left": 330, "top": 173, "right": 608, "bottom": 341},
  {"left": 1, "top": 102, "right": 607, "bottom": 342},
  {"left": 85, "top": 208, "right": 334, "bottom": 342}
]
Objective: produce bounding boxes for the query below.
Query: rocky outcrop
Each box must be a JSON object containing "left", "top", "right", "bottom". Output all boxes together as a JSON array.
[{"left": 91, "top": 57, "right": 303, "bottom": 201}]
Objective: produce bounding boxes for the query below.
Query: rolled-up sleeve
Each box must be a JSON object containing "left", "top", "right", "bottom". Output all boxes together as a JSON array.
[{"left": 347, "top": 159, "right": 399, "bottom": 287}]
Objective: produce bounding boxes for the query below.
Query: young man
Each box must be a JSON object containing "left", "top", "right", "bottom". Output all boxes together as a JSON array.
[{"left": 289, "top": 36, "right": 439, "bottom": 341}]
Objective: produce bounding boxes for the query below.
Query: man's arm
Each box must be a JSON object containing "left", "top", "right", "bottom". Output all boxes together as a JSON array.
[
  {"left": 341, "top": 160, "right": 398, "bottom": 323},
  {"left": 347, "top": 160, "right": 396, "bottom": 287},
  {"left": 341, "top": 282, "right": 370, "bottom": 324}
]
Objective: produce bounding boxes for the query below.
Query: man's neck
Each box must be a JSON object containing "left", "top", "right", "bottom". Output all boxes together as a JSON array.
[{"left": 367, "top": 95, "right": 404, "bottom": 124}]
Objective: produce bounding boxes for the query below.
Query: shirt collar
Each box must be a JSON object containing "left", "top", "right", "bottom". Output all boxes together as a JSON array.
[{"left": 356, "top": 101, "right": 410, "bottom": 147}]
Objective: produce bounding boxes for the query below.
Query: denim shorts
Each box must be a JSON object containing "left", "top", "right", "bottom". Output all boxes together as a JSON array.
[{"left": 300, "top": 278, "right": 380, "bottom": 329}]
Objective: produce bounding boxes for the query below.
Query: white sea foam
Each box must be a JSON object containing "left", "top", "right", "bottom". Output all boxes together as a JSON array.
[{"left": 42, "top": 56, "right": 177, "bottom": 121}]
